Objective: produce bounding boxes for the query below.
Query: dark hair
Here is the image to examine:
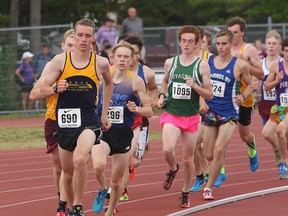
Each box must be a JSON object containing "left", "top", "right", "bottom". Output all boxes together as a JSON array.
[
  {"left": 203, "top": 29, "right": 212, "bottom": 48},
  {"left": 42, "top": 44, "right": 50, "bottom": 48},
  {"left": 226, "top": 16, "right": 246, "bottom": 34},
  {"left": 282, "top": 37, "right": 288, "bottom": 51},
  {"left": 103, "top": 17, "right": 113, "bottom": 23},
  {"left": 117, "top": 34, "right": 128, "bottom": 43},
  {"left": 196, "top": 27, "right": 204, "bottom": 40},
  {"left": 104, "top": 44, "right": 112, "bottom": 50},
  {"left": 124, "top": 33, "right": 144, "bottom": 51}
]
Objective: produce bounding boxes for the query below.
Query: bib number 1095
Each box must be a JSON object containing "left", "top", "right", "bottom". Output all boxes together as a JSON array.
[{"left": 172, "top": 82, "right": 191, "bottom": 99}]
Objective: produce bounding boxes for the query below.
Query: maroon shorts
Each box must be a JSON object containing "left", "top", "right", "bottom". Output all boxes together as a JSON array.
[
  {"left": 44, "top": 118, "right": 58, "bottom": 154},
  {"left": 258, "top": 100, "right": 275, "bottom": 121}
]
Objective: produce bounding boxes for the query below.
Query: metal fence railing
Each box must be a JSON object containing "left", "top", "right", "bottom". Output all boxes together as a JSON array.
[{"left": 2, "top": 22, "right": 288, "bottom": 113}]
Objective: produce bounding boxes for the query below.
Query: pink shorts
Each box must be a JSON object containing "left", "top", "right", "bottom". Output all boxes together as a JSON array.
[{"left": 160, "top": 111, "right": 200, "bottom": 133}]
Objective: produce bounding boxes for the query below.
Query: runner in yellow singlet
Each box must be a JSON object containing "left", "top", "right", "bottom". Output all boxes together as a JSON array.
[
  {"left": 30, "top": 29, "right": 75, "bottom": 215},
  {"left": 226, "top": 17, "right": 264, "bottom": 176}
]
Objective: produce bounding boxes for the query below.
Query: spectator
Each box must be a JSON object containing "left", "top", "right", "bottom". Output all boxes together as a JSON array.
[
  {"left": 96, "top": 17, "right": 117, "bottom": 49},
  {"left": 15, "top": 51, "right": 36, "bottom": 112},
  {"left": 99, "top": 42, "right": 112, "bottom": 62},
  {"left": 33, "top": 44, "right": 53, "bottom": 109},
  {"left": 33, "top": 44, "right": 53, "bottom": 78},
  {"left": 254, "top": 38, "right": 267, "bottom": 59},
  {"left": 121, "top": 7, "right": 146, "bottom": 63},
  {"left": 121, "top": 7, "right": 143, "bottom": 35}
]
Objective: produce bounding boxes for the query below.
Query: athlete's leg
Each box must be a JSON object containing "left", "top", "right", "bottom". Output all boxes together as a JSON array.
[
  {"left": 205, "top": 122, "right": 236, "bottom": 189},
  {"left": 106, "top": 153, "right": 130, "bottom": 216},
  {"left": 162, "top": 123, "right": 181, "bottom": 171},
  {"left": 58, "top": 147, "right": 74, "bottom": 208},
  {"left": 181, "top": 131, "right": 198, "bottom": 192},
  {"left": 73, "top": 129, "right": 95, "bottom": 205}
]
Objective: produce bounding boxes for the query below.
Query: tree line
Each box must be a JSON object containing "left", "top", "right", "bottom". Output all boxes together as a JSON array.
[{"left": 1, "top": 0, "right": 288, "bottom": 29}]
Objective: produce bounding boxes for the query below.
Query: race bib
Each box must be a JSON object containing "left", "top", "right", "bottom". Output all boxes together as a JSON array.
[
  {"left": 108, "top": 106, "right": 124, "bottom": 124},
  {"left": 280, "top": 93, "right": 288, "bottom": 107},
  {"left": 212, "top": 80, "right": 225, "bottom": 98},
  {"left": 263, "top": 86, "right": 276, "bottom": 101},
  {"left": 58, "top": 108, "right": 81, "bottom": 128},
  {"left": 172, "top": 82, "right": 191, "bottom": 99}
]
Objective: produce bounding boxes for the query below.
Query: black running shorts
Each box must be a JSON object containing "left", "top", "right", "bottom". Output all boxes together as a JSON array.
[
  {"left": 55, "top": 126, "right": 102, "bottom": 152},
  {"left": 99, "top": 127, "right": 134, "bottom": 156},
  {"left": 238, "top": 105, "right": 253, "bottom": 126}
]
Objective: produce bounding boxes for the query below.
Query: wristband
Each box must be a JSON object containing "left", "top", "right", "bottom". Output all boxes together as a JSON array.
[
  {"left": 53, "top": 86, "right": 58, "bottom": 93},
  {"left": 158, "top": 93, "right": 165, "bottom": 99}
]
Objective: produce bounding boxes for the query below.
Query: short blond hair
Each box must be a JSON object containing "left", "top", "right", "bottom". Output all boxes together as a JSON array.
[
  {"left": 266, "top": 29, "right": 281, "bottom": 43},
  {"left": 111, "top": 41, "right": 135, "bottom": 56},
  {"left": 74, "top": 18, "right": 95, "bottom": 33},
  {"left": 63, "top": 29, "right": 75, "bottom": 43}
]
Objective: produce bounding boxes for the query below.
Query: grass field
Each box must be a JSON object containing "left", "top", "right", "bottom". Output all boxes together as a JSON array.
[{"left": 0, "top": 126, "right": 161, "bottom": 151}]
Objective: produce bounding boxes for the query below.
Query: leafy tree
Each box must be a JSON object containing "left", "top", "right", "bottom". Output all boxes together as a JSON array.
[{"left": 245, "top": 0, "right": 288, "bottom": 23}]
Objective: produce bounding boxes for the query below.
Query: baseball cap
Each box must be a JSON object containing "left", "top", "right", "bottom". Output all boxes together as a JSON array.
[{"left": 22, "top": 51, "right": 34, "bottom": 60}]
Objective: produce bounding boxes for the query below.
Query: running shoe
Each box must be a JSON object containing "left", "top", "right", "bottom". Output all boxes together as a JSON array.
[
  {"left": 278, "top": 162, "right": 288, "bottom": 175},
  {"left": 213, "top": 173, "right": 227, "bottom": 187},
  {"left": 144, "top": 141, "right": 151, "bottom": 155},
  {"left": 104, "top": 206, "right": 118, "bottom": 215},
  {"left": 119, "top": 192, "right": 129, "bottom": 202},
  {"left": 56, "top": 207, "right": 66, "bottom": 216},
  {"left": 56, "top": 211, "right": 65, "bottom": 216},
  {"left": 203, "top": 188, "right": 214, "bottom": 200},
  {"left": 105, "top": 199, "right": 118, "bottom": 215},
  {"left": 163, "top": 164, "right": 179, "bottom": 190},
  {"left": 67, "top": 209, "right": 73, "bottom": 216},
  {"left": 92, "top": 188, "right": 109, "bottom": 213},
  {"left": 279, "top": 173, "right": 288, "bottom": 179},
  {"left": 247, "top": 138, "right": 259, "bottom": 172},
  {"left": 275, "top": 150, "right": 281, "bottom": 167},
  {"left": 129, "top": 162, "right": 136, "bottom": 180},
  {"left": 190, "top": 176, "right": 206, "bottom": 191},
  {"left": 178, "top": 192, "right": 190, "bottom": 208},
  {"left": 72, "top": 206, "right": 84, "bottom": 216}
]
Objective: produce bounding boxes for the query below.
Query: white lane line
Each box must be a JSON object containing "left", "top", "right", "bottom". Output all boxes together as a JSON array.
[{"left": 167, "top": 186, "right": 288, "bottom": 216}]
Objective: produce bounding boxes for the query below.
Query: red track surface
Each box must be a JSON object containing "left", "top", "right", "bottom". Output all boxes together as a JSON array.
[{"left": 0, "top": 111, "right": 287, "bottom": 216}]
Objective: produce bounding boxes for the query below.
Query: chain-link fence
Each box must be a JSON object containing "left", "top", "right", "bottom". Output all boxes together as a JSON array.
[
  {"left": 0, "top": 24, "right": 72, "bottom": 114},
  {"left": 2, "top": 22, "right": 288, "bottom": 113}
]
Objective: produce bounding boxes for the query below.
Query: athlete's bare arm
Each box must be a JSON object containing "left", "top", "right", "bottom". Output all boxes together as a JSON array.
[
  {"left": 265, "top": 62, "right": 283, "bottom": 91},
  {"left": 129, "top": 75, "right": 153, "bottom": 118},
  {"left": 143, "top": 65, "right": 158, "bottom": 108},
  {"left": 30, "top": 53, "right": 67, "bottom": 101},
  {"left": 235, "top": 59, "right": 253, "bottom": 105},
  {"left": 96, "top": 55, "right": 113, "bottom": 131},
  {"left": 157, "top": 57, "right": 173, "bottom": 109},
  {"left": 185, "top": 61, "right": 213, "bottom": 100},
  {"left": 243, "top": 45, "right": 264, "bottom": 80},
  {"left": 30, "top": 62, "right": 52, "bottom": 101}
]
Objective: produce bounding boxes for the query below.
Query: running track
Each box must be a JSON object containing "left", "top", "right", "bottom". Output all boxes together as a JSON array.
[{"left": 0, "top": 111, "right": 287, "bottom": 216}]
